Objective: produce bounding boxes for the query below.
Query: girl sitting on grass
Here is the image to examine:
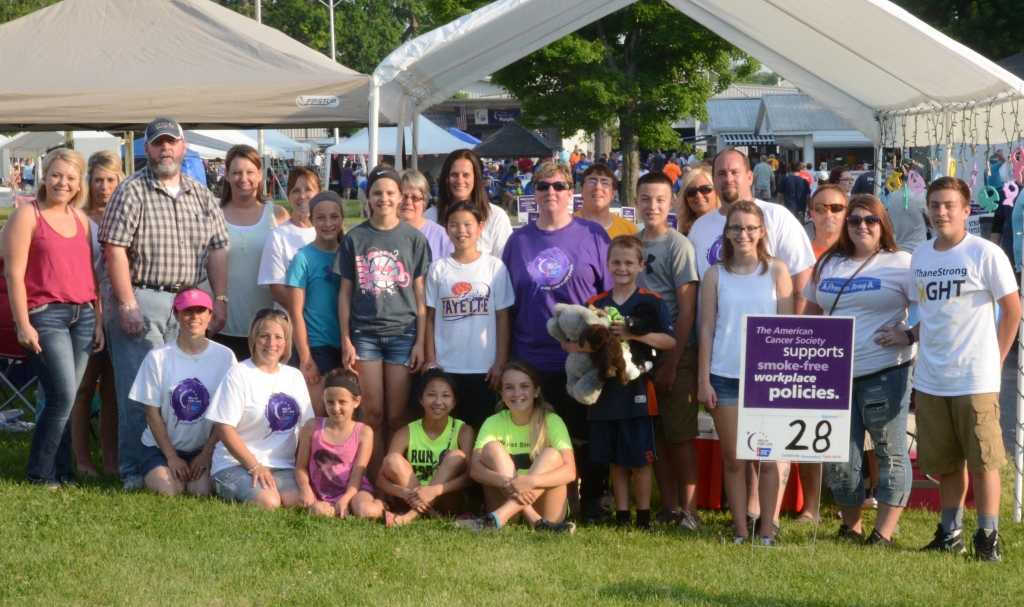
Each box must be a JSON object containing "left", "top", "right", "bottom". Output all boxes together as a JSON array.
[
  {"left": 294, "top": 369, "right": 391, "bottom": 522},
  {"left": 377, "top": 369, "right": 475, "bottom": 525},
  {"left": 457, "top": 361, "right": 577, "bottom": 533}
]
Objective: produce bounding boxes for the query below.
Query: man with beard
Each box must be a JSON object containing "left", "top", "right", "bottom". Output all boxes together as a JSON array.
[{"left": 99, "top": 118, "right": 229, "bottom": 489}]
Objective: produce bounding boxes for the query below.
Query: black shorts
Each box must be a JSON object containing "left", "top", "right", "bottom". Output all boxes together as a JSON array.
[{"left": 589, "top": 417, "right": 657, "bottom": 468}]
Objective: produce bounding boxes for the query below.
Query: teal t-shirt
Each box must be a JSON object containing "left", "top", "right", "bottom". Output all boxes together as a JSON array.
[{"left": 286, "top": 244, "right": 341, "bottom": 348}]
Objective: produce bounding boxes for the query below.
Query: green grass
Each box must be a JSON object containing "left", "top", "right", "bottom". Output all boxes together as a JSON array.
[{"left": 2, "top": 418, "right": 1023, "bottom": 606}]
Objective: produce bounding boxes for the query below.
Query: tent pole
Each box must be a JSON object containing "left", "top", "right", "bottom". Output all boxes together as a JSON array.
[
  {"left": 411, "top": 110, "right": 420, "bottom": 170},
  {"left": 873, "top": 142, "right": 883, "bottom": 197},
  {"left": 125, "top": 131, "right": 135, "bottom": 175},
  {"left": 64, "top": 130, "right": 74, "bottom": 150},
  {"left": 395, "top": 103, "right": 406, "bottom": 171},
  {"left": 369, "top": 85, "right": 380, "bottom": 172},
  {"left": 256, "top": 0, "right": 267, "bottom": 198},
  {"left": 941, "top": 110, "right": 953, "bottom": 177},
  {"left": 1016, "top": 304, "right": 1023, "bottom": 522}
]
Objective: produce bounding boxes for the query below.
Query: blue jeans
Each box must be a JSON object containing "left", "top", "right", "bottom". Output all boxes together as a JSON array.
[
  {"left": 105, "top": 288, "right": 178, "bottom": 483},
  {"left": 350, "top": 324, "right": 416, "bottom": 366},
  {"left": 828, "top": 364, "right": 913, "bottom": 508},
  {"left": 24, "top": 302, "right": 96, "bottom": 484}
]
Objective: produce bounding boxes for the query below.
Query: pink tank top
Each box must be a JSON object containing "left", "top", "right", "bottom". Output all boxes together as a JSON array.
[
  {"left": 24, "top": 202, "right": 95, "bottom": 309},
  {"left": 308, "top": 419, "right": 373, "bottom": 502}
]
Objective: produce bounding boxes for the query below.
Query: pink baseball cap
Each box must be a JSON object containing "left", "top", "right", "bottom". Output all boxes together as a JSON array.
[{"left": 173, "top": 289, "right": 213, "bottom": 311}]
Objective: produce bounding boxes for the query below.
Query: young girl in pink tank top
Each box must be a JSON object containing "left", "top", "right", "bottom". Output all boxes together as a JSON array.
[{"left": 294, "top": 369, "right": 392, "bottom": 522}]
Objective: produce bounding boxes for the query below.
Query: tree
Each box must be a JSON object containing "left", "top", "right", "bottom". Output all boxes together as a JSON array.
[
  {"left": 425, "top": 0, "right": 757, "bottom": 206},
  {"left": 892, "top": 0, "right": 1024, "bottom": 61},
  {"left": 0, "top": 0, "right": 59, "bottom": 23},
  {"left": 213, "top": 0, "right": 424, "bottom": 75}
]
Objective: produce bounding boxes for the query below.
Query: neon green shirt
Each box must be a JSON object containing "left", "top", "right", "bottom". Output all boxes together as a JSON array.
[
  {"left": 407, "top": 417, "right": 464, "bottom": 485},
  {"left": 474, "top": 409, "right": 573, "bottom": 474}
]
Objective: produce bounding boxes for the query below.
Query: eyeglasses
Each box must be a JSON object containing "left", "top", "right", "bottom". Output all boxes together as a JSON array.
[
  {"left": 402, "top": 194, "right": 424, "bottom": 203},
  {"left": 726, "top": 225, "right": 762, "bottom": 237},
  {"left": 812, "top": 203, "right": 847, "bottom": 214},
  {"left": 684, "top": 185, "right": 714, "bottom": 198},
  {"left": 847, "top": 215, "right": 881, "bottom": 227},
  {"left": 583, "top": 178, "right": 614, "bottom": 188},
  {"left": 535, "top": 181, "right": 573, "bottom": 192},
  {"left": 254, "top": 308, "right": 289, "bottom": 323}
]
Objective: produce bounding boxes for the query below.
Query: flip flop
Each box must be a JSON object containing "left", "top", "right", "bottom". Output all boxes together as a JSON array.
[
  {"left": 793, "top": 513, "right": 820, "bottom": 524},
  {"left": 382, "top": 510, "right": 397, "bottom": 527}
]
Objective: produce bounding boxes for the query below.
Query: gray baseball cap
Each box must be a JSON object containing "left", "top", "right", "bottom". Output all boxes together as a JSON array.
[{"left": 145, "top": 117, "right": 184, "bottom": 143}]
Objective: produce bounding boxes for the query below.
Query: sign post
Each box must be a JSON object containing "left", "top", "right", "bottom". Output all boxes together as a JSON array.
[{"left": 737, "top": 315, "right": 854, "bottom": 463}]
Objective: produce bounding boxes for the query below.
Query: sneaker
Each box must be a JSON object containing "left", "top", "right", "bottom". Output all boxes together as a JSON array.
[
  {"left": 864, "top": 529, "right": 893, "bottom": 547},
  {"left": 973, "top": 528, "right": 1001, "bottom": 562},
  {"left": 753, "top": 518, "right": 780, "bottom": 537},
  {"left": 122, "top": 476, "right": 145, "bottom": 491},
  {"left": 580, "top": 501, "right": 611, "bottom": 524},
  {"left": 759, "top": 536, "right": 776, "bottom": 546},
  {"left": 654, "top": 509, "right": 681, "bottom": 525},
  {"left": 456, "top": 514, "right": 499, "bottom": 532},
  {"left": 677, "top": 510, "right": 701, "bottom": 533},
  {"left": 535, "top": 519, "right": 576, "bottom": 534},
  {"left": 920, "top": 524, "right": 966, "bottom": 554},
  {"left": 733, "top": 535, "right": 747, "bottom": 545},
  {"left": 837, "top": 524, "right": 864, "bottom": 541}
]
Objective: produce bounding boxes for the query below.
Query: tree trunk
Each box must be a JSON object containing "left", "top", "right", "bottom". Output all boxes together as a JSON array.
[{"left": 619, "top": 120, "right": 640, "bottom": 208}]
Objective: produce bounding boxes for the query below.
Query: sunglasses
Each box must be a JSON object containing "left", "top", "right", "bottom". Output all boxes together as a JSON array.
[
  {"left": 254, "top": 308, "right": 289, "bottom": 322},
  {"left": 684, "top": 185, "right": 714, "bottom": 198},
  {"left": 535, "top": 181, "right": 573, "bottom": 192},
  {"left": 847, "top": 215, "right": 881, "bottom": 227},
  {"left": 812, "top": 203, "right": 846, "bottom": 214}
]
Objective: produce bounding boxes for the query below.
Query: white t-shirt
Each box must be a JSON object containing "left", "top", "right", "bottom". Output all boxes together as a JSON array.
[
  {"left": 689, "top": 199, "right": 816, "bottom": 280},
  {"left": 257, "top": 221, "right": 317, "bottom": 287},
  {"left": 426, "top": 254, "right": 515, "bottom": 373},
  {"left": 804, "top": 251, "right": 916, "bottom": 377},
  {"left": 424, "top": 202, "right": 513, "bottom": 259},
  {"left": 204, "top": 360, "right": 314, "bottom": 474},
  {"left": 909, "top": 235, "right": 1018, "bottom": 395},
  {"left": 130, "top": 341, "right": 237, "bottom": 453}
]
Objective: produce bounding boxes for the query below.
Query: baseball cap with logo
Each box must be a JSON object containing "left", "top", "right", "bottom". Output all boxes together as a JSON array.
[
  {"left": 146, "top": 117, "right": 185, "bottom": 143},
  {"left": 173, "top": 289, "right": 213, "bottom": 311}
]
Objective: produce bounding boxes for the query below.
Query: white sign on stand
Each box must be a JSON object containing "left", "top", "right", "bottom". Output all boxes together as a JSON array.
[{"left": 737, "top": 315, "right": 854, "bottom": 463}]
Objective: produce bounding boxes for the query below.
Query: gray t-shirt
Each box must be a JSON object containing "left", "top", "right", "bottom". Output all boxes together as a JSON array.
[
  {"left": 636, "top": 228, "right": 699, "bottom": 344},
  {"left": 886, "top": 187, "right": 928, "bottom": 253},
  {"left": 333, "top": 220, "right": 431, "bottom": 336}
]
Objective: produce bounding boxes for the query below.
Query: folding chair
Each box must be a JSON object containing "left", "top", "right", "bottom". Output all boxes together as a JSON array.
[{"left": 0, "top": 259, "right": 38, "bottom": 416}]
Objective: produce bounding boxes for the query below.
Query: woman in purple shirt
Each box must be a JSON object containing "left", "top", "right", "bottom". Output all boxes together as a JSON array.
[{"left": 501, "top": 161, "right": 612, "bottom": 521}]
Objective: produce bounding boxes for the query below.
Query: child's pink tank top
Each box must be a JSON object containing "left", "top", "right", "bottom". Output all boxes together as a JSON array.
[{"left": 309, "top": 418, "right": 373, "bottom": 503}]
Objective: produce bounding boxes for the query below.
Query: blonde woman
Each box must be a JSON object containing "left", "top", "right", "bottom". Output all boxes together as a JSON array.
[
  {"left": 70, "top": 150, "right": 123, "bottom": 476},
  {"left": 2, "top": 149, "right": 103, "bottom": 487},
  {"left": 676, "top": 167, "right": 720, "bottom": 236}
]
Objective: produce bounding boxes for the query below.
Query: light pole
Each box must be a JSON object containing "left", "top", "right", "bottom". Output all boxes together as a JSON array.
[
  {"left": 319, "top": 0, "right": 343, "bottom": 144},
  {"left": 255, "top": 0, "right": 266, "bottom": 197}
]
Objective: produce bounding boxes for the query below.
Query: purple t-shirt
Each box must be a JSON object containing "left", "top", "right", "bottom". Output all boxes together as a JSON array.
[
  {"left": 502, "top": 216, "right": 612, "bottom": 368},
  {"left": 418, "top": 219, "right": 454, "bottom": 262}
]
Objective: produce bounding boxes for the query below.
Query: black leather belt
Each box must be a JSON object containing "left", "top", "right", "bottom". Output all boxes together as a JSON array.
[{"left": 133, "top": 283, "right": 183, "bottom": 293}]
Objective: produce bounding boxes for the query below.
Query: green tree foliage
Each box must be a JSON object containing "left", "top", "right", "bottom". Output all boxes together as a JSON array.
[
  {"left": 892, "top": 0, "right": 1024, "bottom": 61},
  {"left": 0, "top": 0, "right": 59, "bottom": 23},
  {"left": 427, "top": 0, "right": 756, "bottom": 205},
  {"left": 213, "top": 0, "right": 423, "bottom": 75}
]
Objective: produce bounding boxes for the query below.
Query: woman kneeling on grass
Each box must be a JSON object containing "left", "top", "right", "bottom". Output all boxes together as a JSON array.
[
  {"left": 458, "top": 361, "right": 577, "bottom": 533},
  {"left": 130, "top": 287, "right": 236, "bottom": 496},
  {"left": 205, "top": 309, "right": 314, "bottom": 510},
  {"left": 377, "top": 369, "right": 476, "bottom": 524},
  {"left": 294, "top": 369, "right": 390, "bottom": 520}
]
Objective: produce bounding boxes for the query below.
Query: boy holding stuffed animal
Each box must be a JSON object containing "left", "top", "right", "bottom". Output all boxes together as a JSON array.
[{"left": 574, "top": 235, "right": 676, "bottom": 528}]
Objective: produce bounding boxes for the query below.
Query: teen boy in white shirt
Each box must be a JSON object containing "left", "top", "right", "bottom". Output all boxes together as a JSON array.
[{"left": 881, "top": 177, "right": 1020, "bottom": 561}]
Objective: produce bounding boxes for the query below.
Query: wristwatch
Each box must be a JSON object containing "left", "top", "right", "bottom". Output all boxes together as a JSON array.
[{"left": 214, "top": 295, "right": 229, "bottom": 303}]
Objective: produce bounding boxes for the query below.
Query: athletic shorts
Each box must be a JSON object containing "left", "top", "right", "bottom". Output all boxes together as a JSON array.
[
  {"left": 914, "top": 391, "right": 1007, "bottom": 475},
  {"left": 212, "top": 465, "right": 299, "bottom": 503},
  {"left": 654, "top": 344, "right": 699, "bottom": 443},
  {"left": 589, "top": 417, "right": 657, "bottom": 468}
]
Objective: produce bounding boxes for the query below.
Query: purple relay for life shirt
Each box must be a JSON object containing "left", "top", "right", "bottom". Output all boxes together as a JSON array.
[{"left": 502, "top": 216, "right": 612, "bottom": 369}]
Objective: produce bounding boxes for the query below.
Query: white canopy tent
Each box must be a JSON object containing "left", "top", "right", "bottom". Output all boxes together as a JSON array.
[
  {"left": 371, "top": 0, "right": 1024, "bottom": 523},
  {"left": 0, "top": 131, "right": 116, "bottom": 158},
  {"left": 185, "top": 131, "right": 286, "bottom": 159},
  {"left": 326, "top": 115, "right": 468, "bottom": 156},
  {"left": 241, "top": 130, "right": 313, "bottom": 162}
]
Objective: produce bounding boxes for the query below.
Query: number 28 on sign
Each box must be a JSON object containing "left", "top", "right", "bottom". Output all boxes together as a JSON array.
[{"left": 736, "top": 315, "right": 855, "bottom": 463}]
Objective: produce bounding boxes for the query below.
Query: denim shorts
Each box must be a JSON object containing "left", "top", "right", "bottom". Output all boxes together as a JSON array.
[
  {"left": 140, "top": 445, "right": 203, "bottom": 478},
  {"left": 351, "top": 324, "right": 416, "bottom": 366},
  {"left": 309, "top": 345, "right": 343, "bottom": 375},
  {"left": 212, "top": 465, "right": 299, "bottom": 503},
  {"left": 710, "top": 374, "right": 740, "bottom": 406}
]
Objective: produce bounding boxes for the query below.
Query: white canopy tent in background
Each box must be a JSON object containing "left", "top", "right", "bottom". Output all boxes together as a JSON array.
[
  {"left": 241, "top": 130, "right": 313, "bottom": 163},
  {"left": 371, "top": 0, "right": 1024, "bottom": 521},
  {"left": 327, "top": 115, "right": 468, "bottom": 156},
  {"left": 185, "top": 131, "right": 286, "bottom": 159}
]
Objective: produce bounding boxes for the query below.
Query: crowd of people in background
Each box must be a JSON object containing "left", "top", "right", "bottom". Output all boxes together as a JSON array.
[{"left": 2, "top": 116, "right": 1020, "bottom": 561}]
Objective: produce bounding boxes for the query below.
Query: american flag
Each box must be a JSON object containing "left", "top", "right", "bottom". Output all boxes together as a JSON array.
[{"left": 455, "top": 106, "right": 467, "bottom": 130}]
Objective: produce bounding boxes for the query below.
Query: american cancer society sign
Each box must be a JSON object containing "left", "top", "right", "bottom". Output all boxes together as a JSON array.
[{"left": 737, "top": 315, "right": 854, "bottom": 463}]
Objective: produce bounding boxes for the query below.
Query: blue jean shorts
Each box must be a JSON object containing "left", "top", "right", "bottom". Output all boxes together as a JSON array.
[
  {"left": 309, "top": 345, "right": 343, "bottom": 375},
  {"left": 710, "top": 374, "right": 740, "bottom": 406},
  {"left": 212, "top": 465, "right": 299, "bottom": 503},
  {"left": 140, "top": 445, "right": 203, "bottom": 478},
  {"left": 351, "top": 324, "right": 416, "bottom": 366}
]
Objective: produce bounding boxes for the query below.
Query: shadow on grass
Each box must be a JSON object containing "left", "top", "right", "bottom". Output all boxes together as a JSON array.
[{"left": 600, "top": 580, "right": 862, "bottom": 607}]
